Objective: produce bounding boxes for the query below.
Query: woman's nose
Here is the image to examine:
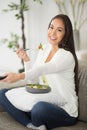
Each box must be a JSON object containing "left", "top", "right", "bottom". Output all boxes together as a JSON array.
[{"left": 51, "top": 29, "right": 56, "bottom": 35}]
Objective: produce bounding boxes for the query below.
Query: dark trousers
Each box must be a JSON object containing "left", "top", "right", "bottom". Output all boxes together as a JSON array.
[{"left": 0, "top": 89, "right": 77, "bottom": 130}]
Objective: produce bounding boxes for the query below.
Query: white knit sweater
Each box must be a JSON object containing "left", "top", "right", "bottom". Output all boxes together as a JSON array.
[{"left": 5, "top": 44, "right": 78, "bottom": 117}]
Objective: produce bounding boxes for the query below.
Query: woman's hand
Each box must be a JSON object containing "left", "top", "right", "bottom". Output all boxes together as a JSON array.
[
  {"left": 16, "top": 48, "right": 30, "bottom": 62},
  {"left": 0, "top": 72, "right": 25, "bottom": 83}
]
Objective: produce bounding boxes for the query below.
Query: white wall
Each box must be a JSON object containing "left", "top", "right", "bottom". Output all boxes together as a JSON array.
[
  {"left": 0, "top": 0, "right": 87, "bottom": 72},
  {"left": 0, "top": 0, "right": 22, "bottom": 72}
]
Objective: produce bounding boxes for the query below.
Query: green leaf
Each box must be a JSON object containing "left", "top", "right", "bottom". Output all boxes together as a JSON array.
[{"left": 2, "top": 9, "right": 8, "bottom": 12}]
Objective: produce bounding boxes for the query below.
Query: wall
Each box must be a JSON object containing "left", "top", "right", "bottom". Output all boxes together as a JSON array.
[{"left": 0, "top": 0, "right": 23, "bottom": 72}]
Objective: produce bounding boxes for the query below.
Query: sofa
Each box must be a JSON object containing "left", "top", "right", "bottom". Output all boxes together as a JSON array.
[{"left": 0, "top": 60, "right": 87, "bottom": 130}]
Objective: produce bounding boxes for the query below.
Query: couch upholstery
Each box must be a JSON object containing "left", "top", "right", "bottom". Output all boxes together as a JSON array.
[{"left": 0, "top": 60, "right": 87, "bottom": 130}]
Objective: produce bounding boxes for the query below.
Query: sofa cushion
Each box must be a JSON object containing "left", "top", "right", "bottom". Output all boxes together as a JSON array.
[
  {"left": 0, "top": 112, "right": 29, "bottom": 130},
  {"left": 78, "top": 60, "right": 87, "bottom": 122},
  {"left": 52, "top": 122, "right": 87, "bottom": 130}
]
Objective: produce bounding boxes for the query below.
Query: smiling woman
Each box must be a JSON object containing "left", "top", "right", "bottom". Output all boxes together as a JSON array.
[{"left": 0, "top": 14, "right": 78, "bottom": 130}]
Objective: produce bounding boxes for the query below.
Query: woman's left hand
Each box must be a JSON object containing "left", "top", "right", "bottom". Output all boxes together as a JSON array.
[{"left": 0, "top": 72, "right": 25, "bottom": 83}]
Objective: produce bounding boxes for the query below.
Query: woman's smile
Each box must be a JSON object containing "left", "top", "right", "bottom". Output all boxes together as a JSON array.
[{"left": 49, "top": 36, "right": 57, "bottom": 40}]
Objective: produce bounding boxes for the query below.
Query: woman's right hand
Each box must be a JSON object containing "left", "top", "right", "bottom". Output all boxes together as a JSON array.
[
  {"left": 16, "top": 48, "right": 30, "bottom": 62},
  {"left": 0, "top": 72, "right": 25, "bottom": 83}
]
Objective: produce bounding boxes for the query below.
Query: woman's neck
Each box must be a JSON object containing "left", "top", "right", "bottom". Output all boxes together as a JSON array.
[
  {"left": 51, "top": 45, "right": 59, "bottom": 53},
  {"left": 45, "top": 45, "right": 59, "bottom": 63}
]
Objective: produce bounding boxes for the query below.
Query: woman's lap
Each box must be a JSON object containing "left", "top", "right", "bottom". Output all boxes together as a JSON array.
[{"left": 0, "top": 89, "right": 77, "bottom": 129}]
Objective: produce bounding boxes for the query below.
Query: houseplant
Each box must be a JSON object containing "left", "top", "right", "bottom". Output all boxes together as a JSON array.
[
  {"left": 54, "top": 0, "right": 87, "bottom": 50},
  {"left": 2, "top": 0, "right": 43, "bottom": 72},
  {"left": 1, "top": 33, "right": 21, "bottom": 51}
]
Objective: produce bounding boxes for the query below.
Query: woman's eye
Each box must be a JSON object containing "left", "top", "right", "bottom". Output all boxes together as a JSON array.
[
  {"left": 49, "top": 26, "right": 53, "bottom": 29},
  {"left": 58, "top": 29, "right": 62, "bottom": 32}
]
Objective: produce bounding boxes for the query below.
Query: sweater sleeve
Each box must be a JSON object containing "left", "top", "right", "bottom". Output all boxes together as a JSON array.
[{"left": 24, "top": 50, "right": 75, "bottom": 81}]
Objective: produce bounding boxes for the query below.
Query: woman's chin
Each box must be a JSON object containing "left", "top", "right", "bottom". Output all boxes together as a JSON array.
[{"left": 49, "top": 41, "right": 57, "bottom": 45}]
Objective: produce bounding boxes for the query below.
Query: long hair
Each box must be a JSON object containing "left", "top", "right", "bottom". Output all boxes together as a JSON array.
[{"left": 48, "top": 14, "right": 78, "bottom": 94}]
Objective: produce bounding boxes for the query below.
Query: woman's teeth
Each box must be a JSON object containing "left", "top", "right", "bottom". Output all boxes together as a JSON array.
[{"left": 50, "top": 37, "right": 56, "bottom": 40}]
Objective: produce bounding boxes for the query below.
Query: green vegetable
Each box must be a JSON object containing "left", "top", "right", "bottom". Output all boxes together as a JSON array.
[{"left": 27, "top": 84, "right": 48, "bottom": 89}]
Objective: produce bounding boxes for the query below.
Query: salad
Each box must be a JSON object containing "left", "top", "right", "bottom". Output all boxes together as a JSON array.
[{"left": 27, "top": 84, "right": 48, "bottom": 89}]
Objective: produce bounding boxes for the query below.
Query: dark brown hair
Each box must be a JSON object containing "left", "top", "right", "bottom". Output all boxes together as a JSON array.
[{"left": 48, "top": 14, "right": 78, "bottom": 93}]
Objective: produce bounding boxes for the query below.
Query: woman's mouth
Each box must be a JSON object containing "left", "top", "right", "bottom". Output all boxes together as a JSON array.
[{"left": 49, "top": 36, "right": 57, "bottom": 41}]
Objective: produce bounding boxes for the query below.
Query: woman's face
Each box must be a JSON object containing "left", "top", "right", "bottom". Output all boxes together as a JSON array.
[{"left": 47, "top": 18, "right": 65, "bottom": 47}]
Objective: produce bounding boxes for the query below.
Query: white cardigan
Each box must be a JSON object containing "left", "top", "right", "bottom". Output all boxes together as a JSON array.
[{"left": 5, "top": 44, "right": 78, "bottom": 117}]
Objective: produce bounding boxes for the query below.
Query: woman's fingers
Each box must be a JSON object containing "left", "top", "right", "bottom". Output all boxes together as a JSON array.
[{"left": 16, "top": 48, "right": 30, "bottom": 62}]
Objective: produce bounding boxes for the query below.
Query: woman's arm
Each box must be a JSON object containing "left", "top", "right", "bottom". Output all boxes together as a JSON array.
[
  {"left": 0, "top": 50, "right": 74, "bottom": 83},
  {"left": 0, "top": 72, "right": 25, "bottom": 83},
  {"left": 25, "top": 51, "right": 75, "bottom": 80}
]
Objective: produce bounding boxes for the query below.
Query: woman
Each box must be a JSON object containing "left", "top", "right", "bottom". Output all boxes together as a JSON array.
[{"left": 0, "top": 14, "right": 78, "bottom": 130}]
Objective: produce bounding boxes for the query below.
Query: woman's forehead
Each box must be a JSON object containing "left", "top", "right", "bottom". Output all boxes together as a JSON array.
[{"left": 51, "top": 18, "right": 65, "bottom": 29}]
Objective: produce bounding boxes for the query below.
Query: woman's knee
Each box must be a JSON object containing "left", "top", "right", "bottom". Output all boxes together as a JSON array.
[
  {"left": 31, "top": 102, "right": 49, "bottom": 126},
  {"left": 32, "top": 102, "right": 49, "bottom": 115}
]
